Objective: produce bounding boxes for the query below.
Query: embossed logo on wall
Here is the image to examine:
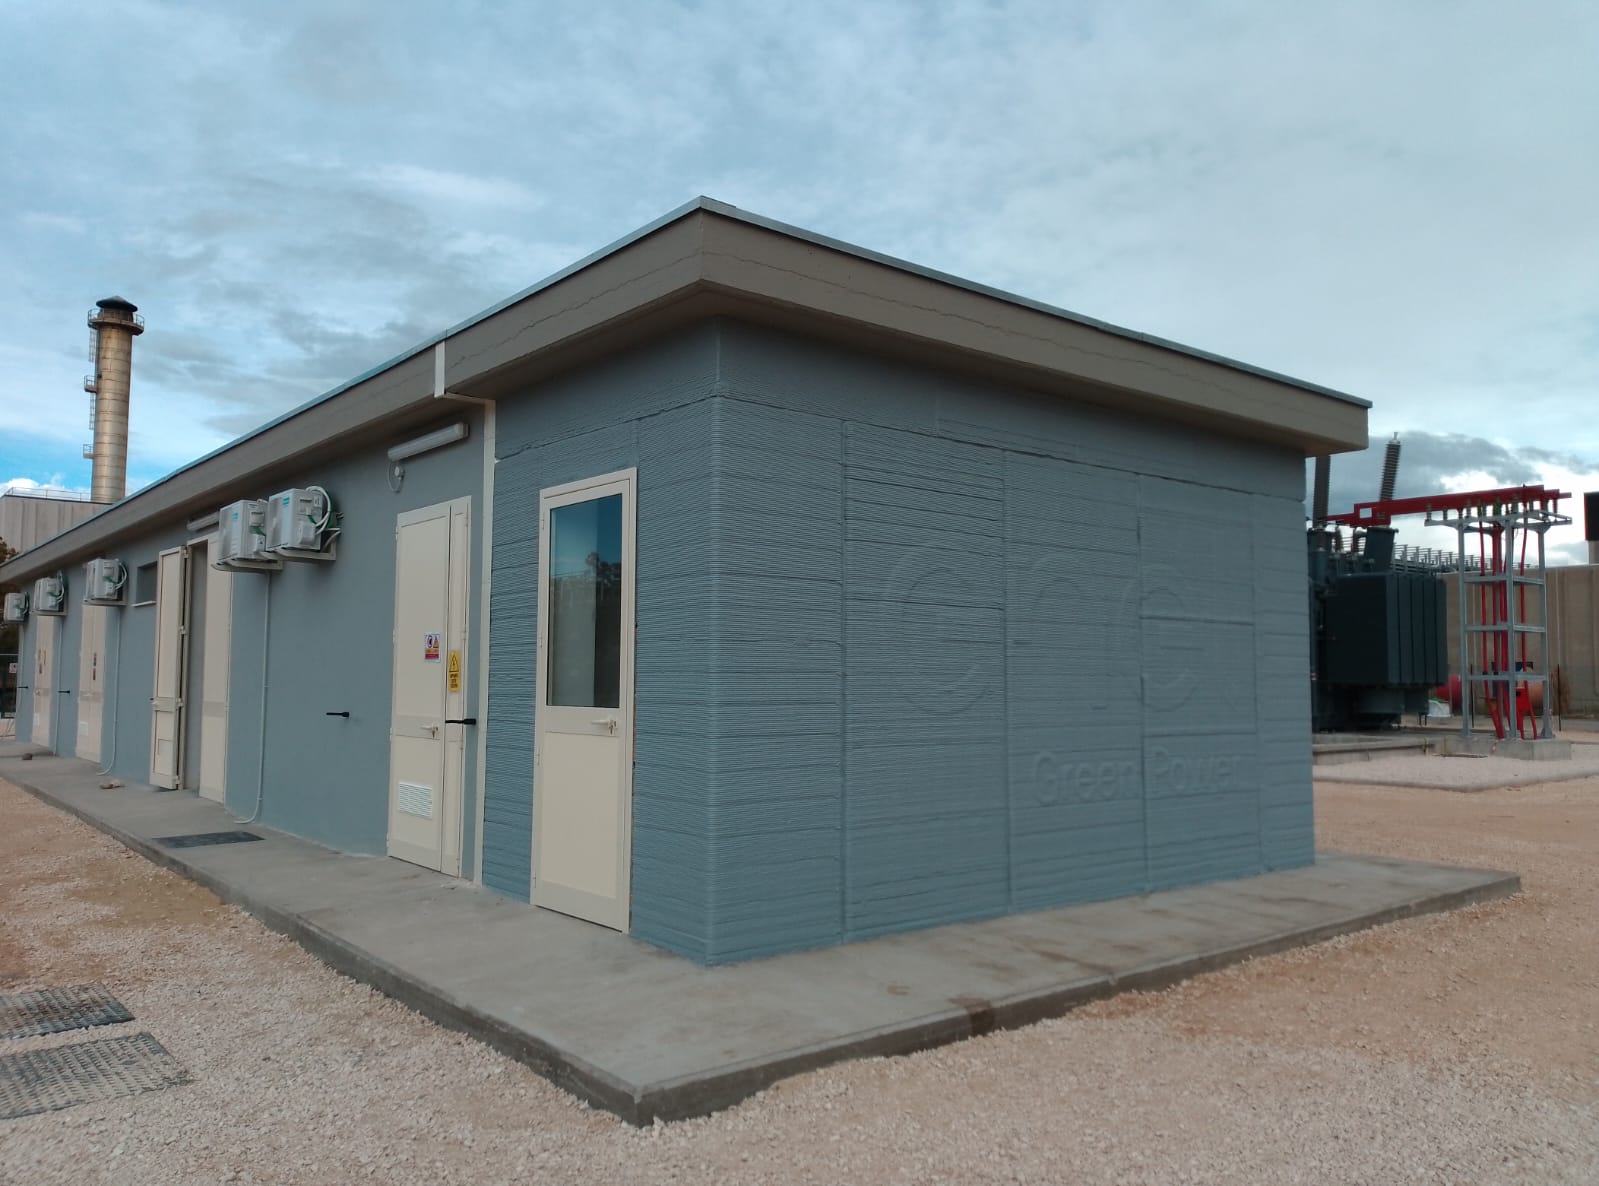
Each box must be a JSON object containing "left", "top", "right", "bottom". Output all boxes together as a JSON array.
[
  {"left": 879, "top": 544, "right": 999, "bottom": 716},
  {"left": 1146, "top": 746, "right": 1255, "bottom": 796},
  {"left": 1033, "top": 753, "right": 1139, "bottom": 804}
]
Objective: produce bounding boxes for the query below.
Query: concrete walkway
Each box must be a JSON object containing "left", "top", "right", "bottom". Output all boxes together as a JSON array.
[{"left": 1, "top": 744, "right": 1518, "bottom": 1124}]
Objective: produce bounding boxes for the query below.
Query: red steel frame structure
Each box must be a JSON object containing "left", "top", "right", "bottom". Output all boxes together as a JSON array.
[{"left": 1329, "top": 485, "right": 1571, "bottom": 741}]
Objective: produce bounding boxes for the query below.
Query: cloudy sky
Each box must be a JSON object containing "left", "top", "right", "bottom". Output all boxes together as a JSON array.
[{"left": 4, "top": 1, "right": 1596, "bottom": 558}]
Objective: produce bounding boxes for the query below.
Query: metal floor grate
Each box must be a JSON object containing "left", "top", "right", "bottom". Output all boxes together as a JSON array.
[
  {"left": 0, "top": 985, "right": 133, "bottom": 1040},
  {"left": 153, "top": 830, "right": 262, "bottom": 848},
  {"left": 0, "top": 1032, "right": 189, "bottom": 1118}
]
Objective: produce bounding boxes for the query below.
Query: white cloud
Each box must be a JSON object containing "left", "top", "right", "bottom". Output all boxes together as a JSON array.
[
  {"left": 0, "top": 475, "right": 87, "bottom": 495},
  {"left": 0, "top": 0, "right": 1595, "bottom": 490},
  {"left": 19, "top": 212, "right": 86, "bottom": 234},
  {"left": 366, "top": 165, "right": 542, "bottom": 211}
]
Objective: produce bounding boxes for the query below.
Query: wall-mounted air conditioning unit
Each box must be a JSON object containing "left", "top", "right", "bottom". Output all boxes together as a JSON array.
[
  {"left": 2, "top": 591, "right": 27, "bottom": 622},
  {"left": 33, "top": 574, "right": 66, "bottom": 616},
  {"left": 264, "top": 486, "right": 337, "bottom": 562},
  {"left": 83, "top": 558, "right": 129, "bottom": 605},
  {"left": 214, "top": 499, "right": 280, "bottom": 572}
]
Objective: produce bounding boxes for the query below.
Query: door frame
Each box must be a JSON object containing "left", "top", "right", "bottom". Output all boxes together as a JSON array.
[
  {"left": 75, "top": 604, "right": 107, "bottom": 762},
  {"left": 531, "top": 467, "right": 637, "bottom": 930},
  {"left": 31, "top": 614, "right": 57, "bottom": 748},
  {"left": 149, "top": 546, "right": 190, "bottom": 790},
  {"left": 387, "top": 496, "right": 472, "bottom": 877},
  {"left": 186, "top": 534, "right": 233, "bottom": 803}
]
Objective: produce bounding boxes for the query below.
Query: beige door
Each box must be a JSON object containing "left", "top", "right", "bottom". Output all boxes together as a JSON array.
[
  {"left": 149, "top": 547, "right": 188, "bottom": 790},
  {"left": 533, "top": 469, "right": 636, "bottom": 931},
  {"left": 197, "top": 555, "right": 233, "bottom": 802},
  {"left": 31, "top": 615, "right": 57, "bottom": 747},
  {"left": 76, "top": 605, "right": 109, "bottom": 762},
  {"left": 387, "top": 498, "right": 471, "bottom": 875}
]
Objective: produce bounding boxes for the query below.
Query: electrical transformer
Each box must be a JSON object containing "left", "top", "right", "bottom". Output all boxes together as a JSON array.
[{"left": 2, "top": 591, "right": 27, "bottom": 622}]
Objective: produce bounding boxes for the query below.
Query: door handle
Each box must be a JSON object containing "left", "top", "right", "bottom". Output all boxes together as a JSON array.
[
  {"left": 326, "top": 711, "right": 350, "bottom": 718},
  {"left": 444, "top": 718, "right": 476, "bottom": 726},
  {"left": 589, "top": 718, "right": 618, "bottom": 734}
]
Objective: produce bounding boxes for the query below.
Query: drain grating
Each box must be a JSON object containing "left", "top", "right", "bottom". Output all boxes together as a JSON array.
[
  {"left": 0, "top": 1032, "right": 189, "bottom": 1118},
  {"left": 0, "top": 985, "right": 133, "bottom": 1040},
  {"left": 153, "top": 830, "right": 262, "bottom": 848}
]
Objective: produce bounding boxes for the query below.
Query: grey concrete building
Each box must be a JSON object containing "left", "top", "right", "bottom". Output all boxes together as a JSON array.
[{"left": 0, "top": 198, "right": 1368, "bottom": 964}]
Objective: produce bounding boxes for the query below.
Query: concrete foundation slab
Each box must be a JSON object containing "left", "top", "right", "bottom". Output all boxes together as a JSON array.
[
  {"left": 1, "top": 745, "right": 1520, "bottom": 1125},
  {"left": 1313, "top": 735, "right": 1433, "bottom": 765},
  {"left": 1435, "top": 734, "right": 1575, "bottom": 760},
  {"left": 1316, "top": 743, "right": 1599, "bottom": 790}
]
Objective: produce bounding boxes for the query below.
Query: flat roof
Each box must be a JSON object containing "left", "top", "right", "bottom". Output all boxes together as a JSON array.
[{"left": 2, "top": 197, "right": 1368, "bottom": 582}]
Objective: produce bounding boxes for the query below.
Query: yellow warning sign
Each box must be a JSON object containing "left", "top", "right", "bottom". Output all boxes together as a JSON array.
[{"left": 447, "top": 650, "right": 463, "bottom": 693}]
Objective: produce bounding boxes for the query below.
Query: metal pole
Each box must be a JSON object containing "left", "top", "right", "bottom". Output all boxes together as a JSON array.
[
  {"left": 1496, "top": 521, "right": 1509, "bottom": 741},
  {"left": 1540, "top": 525, "right": 1553, "bottom": 738},
  {"left": 1457, "top": 518, "right": 1469, "bottom": 739}
]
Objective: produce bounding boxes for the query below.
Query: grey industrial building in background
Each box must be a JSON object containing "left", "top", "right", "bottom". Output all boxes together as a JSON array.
[{"left": 0, "top": 486, "right": 100, "bottom": 555}]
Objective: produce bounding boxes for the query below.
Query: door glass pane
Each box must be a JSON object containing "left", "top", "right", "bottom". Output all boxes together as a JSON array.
[{"left": 547, "top": 493, "right": 623, "bottom": 708}]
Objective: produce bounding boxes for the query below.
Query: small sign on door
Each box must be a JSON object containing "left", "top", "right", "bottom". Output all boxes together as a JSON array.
[
  {"left": 424, "top": 632, "right": 442, "bottom": 662},
  {"left": 447, "top": 650, "right": 462, "bottom": 693}
]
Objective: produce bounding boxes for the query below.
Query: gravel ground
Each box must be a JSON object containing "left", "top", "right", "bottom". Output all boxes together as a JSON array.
[
  {"left": 1316, "top": 739, "right": 1599, "bottom": 789},
  {"left": 2, "top": 773, "right": 1597, "bottom": 1186}
]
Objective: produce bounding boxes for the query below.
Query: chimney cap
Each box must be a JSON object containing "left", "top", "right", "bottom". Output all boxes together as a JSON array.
[{"left": 95, "top": 296, "right": 138, "bottom": 312}]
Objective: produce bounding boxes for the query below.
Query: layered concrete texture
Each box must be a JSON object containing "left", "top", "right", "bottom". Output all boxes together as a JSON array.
[
  {"left": 478, "top": 321, "right": 1318, "bottom": 964},
  {"left": 2, "top": 748, "right": 1517, "bottom": 1125}
]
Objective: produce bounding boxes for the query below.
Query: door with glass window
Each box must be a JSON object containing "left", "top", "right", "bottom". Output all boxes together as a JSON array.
[{"left": 532, "top": 469, "right": 636, "bottom": 931}]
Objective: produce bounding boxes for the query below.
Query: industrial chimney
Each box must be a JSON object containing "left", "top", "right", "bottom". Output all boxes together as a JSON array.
[{"left": 84, "top": 296, "right": 143, "bottom": 505}]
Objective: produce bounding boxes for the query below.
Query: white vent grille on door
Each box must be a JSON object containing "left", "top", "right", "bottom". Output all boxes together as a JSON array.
[{"left": 397, "top": 781, "right": 434, "bottom": 818}]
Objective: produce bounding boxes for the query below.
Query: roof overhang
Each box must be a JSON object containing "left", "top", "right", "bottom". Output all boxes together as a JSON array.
[{"left": 2, "top": 198, "right": 1366, "bottom": 583}]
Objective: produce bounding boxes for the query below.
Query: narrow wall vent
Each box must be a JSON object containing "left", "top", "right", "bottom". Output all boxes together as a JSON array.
[{"left": 396, "top": 782, "right": 434, "bottom": 818}]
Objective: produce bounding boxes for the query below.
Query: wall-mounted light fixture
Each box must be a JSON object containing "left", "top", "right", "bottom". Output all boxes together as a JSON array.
[
  {"left": 388, "top": 421, "right": 469, "bottom": 494},
  {"left": 388, "top": 422, "right": 468, "bottom": 463}
]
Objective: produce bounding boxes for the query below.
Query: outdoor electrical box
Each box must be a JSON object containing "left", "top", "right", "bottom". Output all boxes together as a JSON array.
[
  {"left": 33, "top": 574, "right": 66, "bottom": 616},
  {"left": 265, "top": 486, "right": 335, "bottom": 561},
  {"left": 83, "top": 558, "right": 128, "bottom": 605},
  {"left": 2, "top": 591, "right": 27, "bottom": 622},
  {"left": 215, "top": 499, "right": 274, "bottom": 570}
]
